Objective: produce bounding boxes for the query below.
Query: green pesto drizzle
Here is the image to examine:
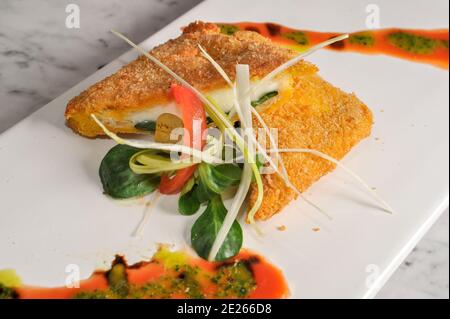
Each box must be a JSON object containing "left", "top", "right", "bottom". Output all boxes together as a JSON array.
[
  {"left": 219, "top": 24, "right": 240, "bottom": 36},
  {"left": 387, "top": 32, "right": 447, "bottom": 54},
  {"left": 73, "top": 259, "right": 257, "bottom": 299},
  {"left": 211, "top": 262, "right": 256, "bottom": 298},
  {"left": 74, "top": 290, "right": 108, "bottom": 299},
  {"left": 0, "top": 283, "right": 16, "bottom": 299},
  {"left": 283, "top": 31, "right": 309, "bottom": 46},
  {"left": 349, "top": 31, "right": 375, "bottom": 47},
  {"left": 107, "top": 263, "right": 129, "bottom": 298}
]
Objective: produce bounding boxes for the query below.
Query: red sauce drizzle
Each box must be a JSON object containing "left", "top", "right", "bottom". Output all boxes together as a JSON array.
[
  {"left": 218, "top": 22, "right": 449, "bottom": 69},
  {"left": 12, "top": 250, "right": 289, "bottom": 299}
]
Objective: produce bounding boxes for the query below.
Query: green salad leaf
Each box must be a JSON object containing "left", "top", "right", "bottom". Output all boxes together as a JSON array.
[
  {"left": 195, "top": 178, "right": 215, "bottom": 204},
  {"left": 211, "top": 164, "right": 242, "bottom": 186},
  {"left": 179, "top": 184, "right": 201, "bottom": 216},
  {"left": 178, "top": 163, "right": 242, "bottom": 213},
  {"left": 99, "top": 145, "right": 160, "bottom": 199},
  {"left": 198, "top": 163, "right": 242, "bottom": 194},
  {"left": 191, "top": 196, "right": 243, "bottom": 261}
]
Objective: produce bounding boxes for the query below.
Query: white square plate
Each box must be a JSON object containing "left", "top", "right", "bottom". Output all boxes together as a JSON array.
[{"left": 0, "top": 0, "right": 448, "bottom": 298}]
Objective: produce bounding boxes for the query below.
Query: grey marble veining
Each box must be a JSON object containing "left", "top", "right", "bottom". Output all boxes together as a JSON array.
[
  {"left": 0, "top": 0, "right": 203, "bottom": 132},
  {"left": 0, "top": 0, "right": 448, "bottom": 299},
  {"left": 377, "top": 212, "right": 449, "bottom": 299}
]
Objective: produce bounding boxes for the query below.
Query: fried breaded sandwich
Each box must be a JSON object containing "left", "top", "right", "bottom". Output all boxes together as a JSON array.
[
  {"left": 65, "top": 21, "right": 373, "bottom": 220},
  {"left": 65, "top": 22, "right": 298, "bottom": 137}
]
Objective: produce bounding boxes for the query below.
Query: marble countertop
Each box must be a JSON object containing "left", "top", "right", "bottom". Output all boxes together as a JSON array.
[{"left": 0, "top": 0, "right": 448, "bottom": 299}]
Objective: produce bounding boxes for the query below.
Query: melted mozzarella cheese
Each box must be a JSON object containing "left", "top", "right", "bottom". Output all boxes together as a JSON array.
[
  {"left": 128, "top": 103, "right": 181, "bottom": 125},
  {"left": 126, "top": 78, "right": 283, "bottom": 126}
]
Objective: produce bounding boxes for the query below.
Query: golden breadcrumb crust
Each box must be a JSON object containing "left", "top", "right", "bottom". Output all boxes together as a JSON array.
[
  {"left": 249, "top": 72, "right": 373, "bottom": 221},
  {"left": 64, "top": 21, "right": 373, "bottom": 221},
  {"left": 65, "top": 21, "right": 297, "bottom": 137}
]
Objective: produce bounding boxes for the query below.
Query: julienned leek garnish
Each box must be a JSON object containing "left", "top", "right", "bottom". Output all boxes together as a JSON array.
[
  {"left": 109, "top": 30, "right": 265, "bottom": 221},
  {"left": 208, "top": 65, "right": 255, "bottom": 261},
  {"left": 129, "top": 150, "right": 194, "bottom": 175},
  {"left": 92, "top": 30, "right": 395, "bottom": 262},
  {"left": 199, "top": 45, "right": 332, "bottom": 221}
]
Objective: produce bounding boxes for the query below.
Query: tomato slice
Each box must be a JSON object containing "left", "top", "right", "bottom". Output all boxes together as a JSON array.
[{"left": 159, "top": 84, "right": 207, "bottom": 195}]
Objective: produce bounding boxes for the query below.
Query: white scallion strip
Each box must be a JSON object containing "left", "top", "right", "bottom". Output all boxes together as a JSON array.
[
  {"left": 199, "top": 45, "right": 237, "bottom": 118},
  {"left": 198, "top": 45, "right": 233, "bottom": 88},
  {"left": 229, "top": 73, "right": 265, "bottom": 225},
  {"left": 91, "top": 114, "right": 222, "bottom": 165},
  {"left": 209, "top": 164, "right": 253, "bottom": 261},
  {"left": 252, "top": 34, "right": 349, "bottom": 95},
  {"left": 275, "top": 148, "right": 394, "bottom": 214},
  {"left": 236, "top": 148, "right": 395, "bottom": 214},
  {"left": 133, "top": 192, "right": 161, "bottom": 237},
  {"left": 208, "top": 64, "right": 256, "bottom": 261}
]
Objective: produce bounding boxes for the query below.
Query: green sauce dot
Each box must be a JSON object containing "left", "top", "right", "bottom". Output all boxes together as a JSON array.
[
  {"left": 283, "top": 31, "right": 309, "bottom": 46},
  {"left": 388, "top": 32, "right": 441, "bottom": 54},
  {"left": 349, "top": 32, "right": 375, "bottom": 47},
  {"left": 218, "top": 24, "right": 240, "bottom": 36}
]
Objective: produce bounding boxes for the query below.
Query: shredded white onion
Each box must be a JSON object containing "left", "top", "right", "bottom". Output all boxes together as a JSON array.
[
  {"left": 133, "top": 192, "right": 161, "bottom": 237},
  {"left": 275, "top": 148, "right": 394, "bottom": 214},
  {"left": 236, "top": 148, "right": 395, "bottom": 214},
  {"left": 208, "top": 65, "right": 255, "bottom": 261},
  {"left": 198, "top": 44, "right": 234, "bottom": 88}
]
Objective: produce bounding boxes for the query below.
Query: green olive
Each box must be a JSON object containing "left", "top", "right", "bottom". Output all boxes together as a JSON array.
[{"left": 154, "top": 113, "right": 184, "bottom": 144}]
